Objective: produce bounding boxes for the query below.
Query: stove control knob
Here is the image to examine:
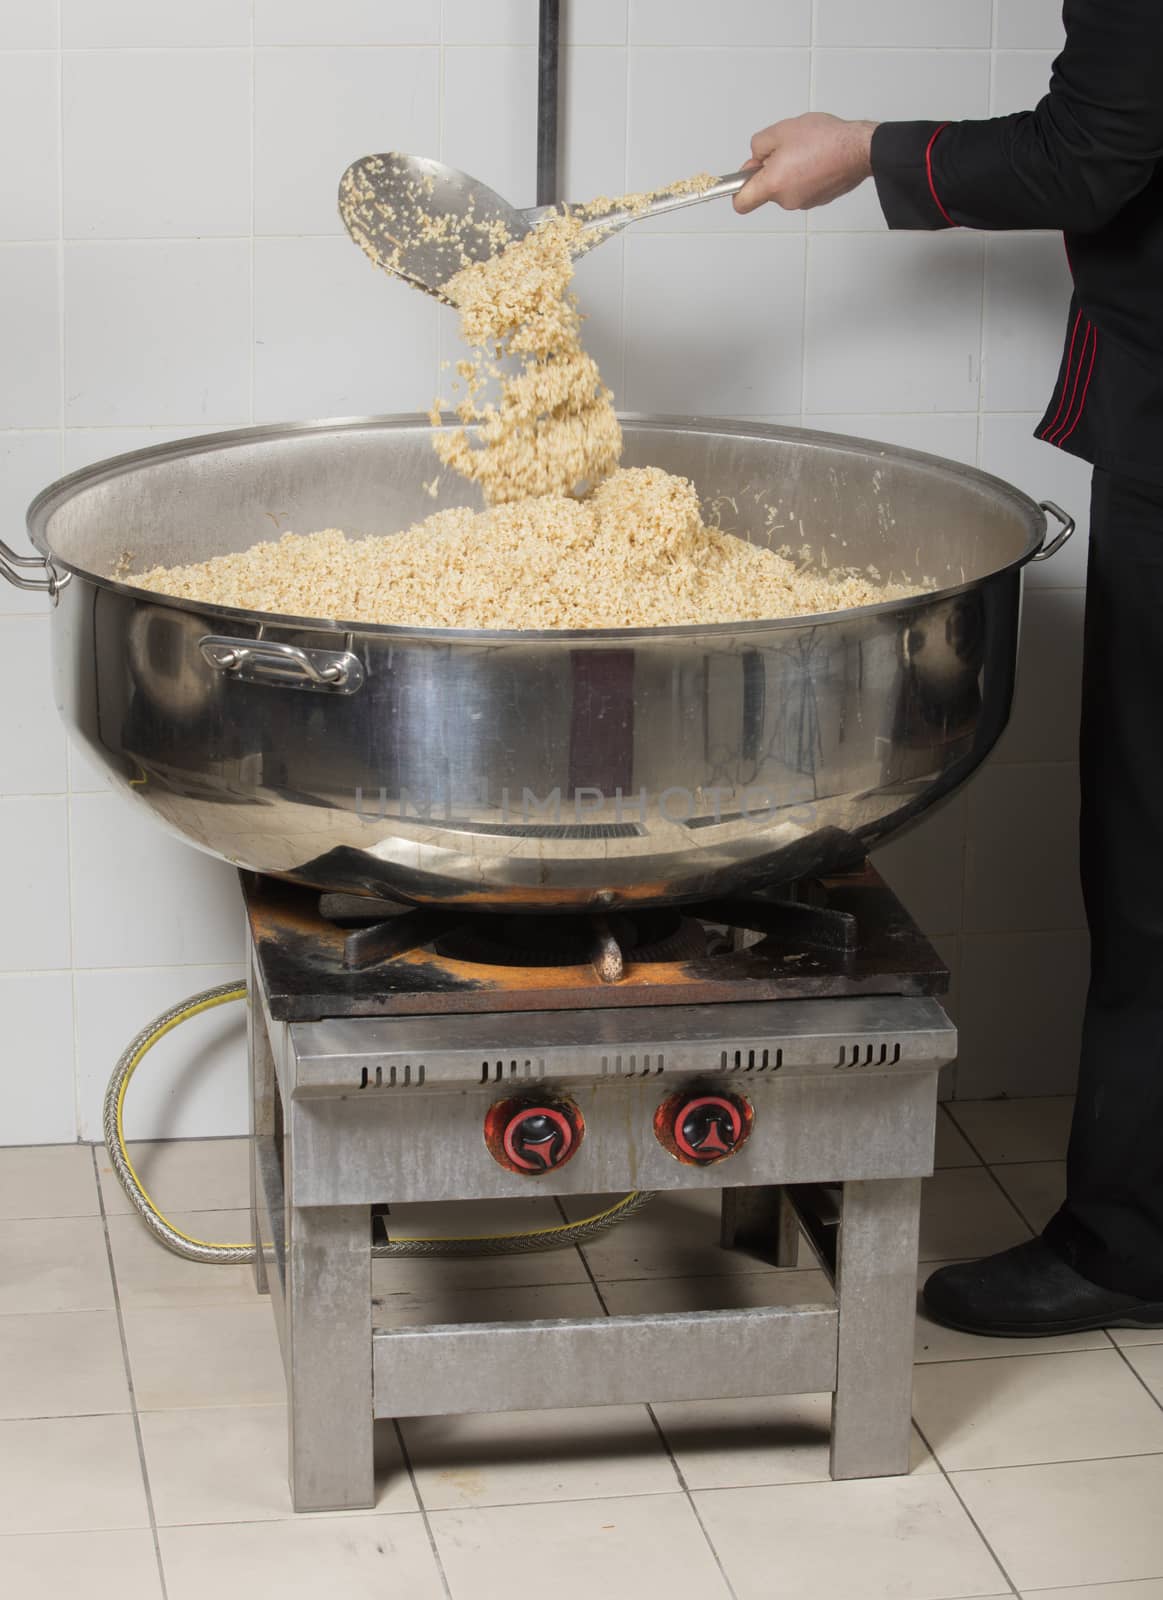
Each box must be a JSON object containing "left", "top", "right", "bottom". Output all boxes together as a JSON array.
[
  {"left": 484, "top": 1098, "right": 583, "bottom": 1175},
  {"left": 655, "top": 1091, "right": 751, "bottom": 1165}
]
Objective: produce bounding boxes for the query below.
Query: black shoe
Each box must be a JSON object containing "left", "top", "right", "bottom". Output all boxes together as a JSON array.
[{"left": 923, "top": 1238, "right": 1163, "bottom": 1337}]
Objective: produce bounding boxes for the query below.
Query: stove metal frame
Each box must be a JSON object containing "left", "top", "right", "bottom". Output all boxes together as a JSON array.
[{"left": 248, "top": 945, "right": 955, "bottom": 1512}]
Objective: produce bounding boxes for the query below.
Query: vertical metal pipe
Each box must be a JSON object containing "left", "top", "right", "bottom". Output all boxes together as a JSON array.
[{"left": 537, "top": 0, "right": 561, "bottom": 206}]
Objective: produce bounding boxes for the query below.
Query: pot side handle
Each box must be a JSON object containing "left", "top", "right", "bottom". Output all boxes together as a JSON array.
[
  {"left": 200, "top": 635, "right": 365, "bottom": 694},
  {"left": 0, "top": 537, "right": 70, "bottom": 599},
  {"left": 1031, "top": 501, "right": 1075, "bottom": 562}
]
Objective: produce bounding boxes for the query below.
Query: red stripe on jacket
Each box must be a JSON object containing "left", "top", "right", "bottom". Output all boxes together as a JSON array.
[
  {"left": 1056, "top": 328, "right": 1098, "bottom": 446},
  {"left": 1048, "top": 322, "right": 1095, "bottom": 445},
  {"left": 924, "top": 125, "right": 957, "bottom": 226},
  {"left": 1040, "top": 309, "right": 1084, "bottom": 440}
]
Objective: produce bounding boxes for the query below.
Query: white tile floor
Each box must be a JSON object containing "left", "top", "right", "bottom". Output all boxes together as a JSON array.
[{"left": 2, "top": 1100, "right": 1162, "bottom": 1599}]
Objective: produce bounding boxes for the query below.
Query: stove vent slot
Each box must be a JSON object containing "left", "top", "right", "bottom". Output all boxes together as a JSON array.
[
  {"left": 719, "top": 1046, "right": 780, "bottom": 1073},
  {"left": 836, "top": 1040, "right": 902, "bottom": 1069},
  {"left": 480, "top": 1058, "right": 547, "bottom": 1084},
  {"left": 599, "top": 1052, "right": 665, "bottom": 1077},
  {"left": 359, "top": 1063, "right": 425, "bottom": 1088}
]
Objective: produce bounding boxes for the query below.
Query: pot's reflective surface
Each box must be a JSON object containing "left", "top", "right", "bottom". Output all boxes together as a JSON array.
[{"left": 34, "top": 417, "right": 1041, "bottom": 908}]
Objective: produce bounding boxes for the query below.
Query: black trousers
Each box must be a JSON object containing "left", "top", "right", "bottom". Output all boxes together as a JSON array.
[{"left": 1042, "top": 467, "right": 1163, "bottom": 1299}]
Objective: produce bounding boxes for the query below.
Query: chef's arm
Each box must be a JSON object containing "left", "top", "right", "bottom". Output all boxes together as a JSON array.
[{"left": 736, "top": 0, "right": 1163, "bottom": 236}]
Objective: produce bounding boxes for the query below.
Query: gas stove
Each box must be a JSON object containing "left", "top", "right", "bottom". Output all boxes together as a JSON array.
[{"left": 245, "top": 864, "right": 955, "bottom": 1512}]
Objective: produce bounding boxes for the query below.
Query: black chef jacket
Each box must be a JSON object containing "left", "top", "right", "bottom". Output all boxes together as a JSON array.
[{"left": 870, "top": 0, "right": 1163, "bottom": 487}]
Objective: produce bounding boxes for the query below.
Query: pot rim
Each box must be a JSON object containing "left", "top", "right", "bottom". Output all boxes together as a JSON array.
[{"left": 26, "top": 412, "right": 1044, "bottom": 641}]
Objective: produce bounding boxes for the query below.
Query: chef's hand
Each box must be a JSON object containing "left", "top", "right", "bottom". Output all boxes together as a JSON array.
[{"left": 734, "top": 113, "right": 878, "bottom": 213}]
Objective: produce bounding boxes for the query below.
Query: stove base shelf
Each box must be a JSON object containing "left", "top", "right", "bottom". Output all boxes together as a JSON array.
[{"left": 373, "top": 1303, "right": 839, "bottom": 1418}]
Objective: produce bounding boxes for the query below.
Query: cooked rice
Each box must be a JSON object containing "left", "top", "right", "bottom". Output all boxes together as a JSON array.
[
  {"left": 137, "top": 173, "right": 921, "bottom": 628},
  {"left": 134, "top": 466, "right": 916, "bottom": 629}
]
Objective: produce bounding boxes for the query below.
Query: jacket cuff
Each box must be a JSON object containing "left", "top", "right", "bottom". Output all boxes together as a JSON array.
[{"left": 871, "top": 120, "right": 956, "bottom": 231}]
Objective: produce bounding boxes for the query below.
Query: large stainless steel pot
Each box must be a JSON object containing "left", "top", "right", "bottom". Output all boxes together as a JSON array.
[{"left": 5, "top": 416, "right": 1072, "bottom": 910}]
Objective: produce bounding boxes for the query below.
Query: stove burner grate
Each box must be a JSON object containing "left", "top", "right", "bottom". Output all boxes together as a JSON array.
[{"left": 244, "top": 863, "right": 949, "bottom": 1021}]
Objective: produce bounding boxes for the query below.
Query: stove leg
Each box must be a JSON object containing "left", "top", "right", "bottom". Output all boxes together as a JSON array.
[
  {"left": 247, "top": 958, "right": 274, "bottom": 1297},
  {"left": 286, "top": 1203, "right": 374, "bottom": 1512},
  {"left": 830, "top": 1177, "right": 921, "bottom": 1480},
  {"left": 719, "top": 1186, "right": 800, "bottom": 1267}
]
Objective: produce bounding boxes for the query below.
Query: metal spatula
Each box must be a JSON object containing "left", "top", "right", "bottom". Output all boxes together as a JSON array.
[{"left": 339, "top": 152, "right": 749, "bottom": 303}]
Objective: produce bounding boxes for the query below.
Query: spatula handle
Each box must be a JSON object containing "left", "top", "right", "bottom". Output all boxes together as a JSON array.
[{"left": 579, "top": 169, "right": 752, "bottom": 234}]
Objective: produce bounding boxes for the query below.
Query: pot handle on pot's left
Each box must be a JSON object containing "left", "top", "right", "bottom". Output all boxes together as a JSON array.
[
  {"left": 0, "top": 537, "right": 70, "bottom": 599},
  {"left": 1032, "top": 501, "right": 1075, "bottom": 562}
]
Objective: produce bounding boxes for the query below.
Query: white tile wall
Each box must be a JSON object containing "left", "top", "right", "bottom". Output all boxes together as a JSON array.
[
  {"left": 253, "top": 46, "right": 441, "bottom": 235},
  {"left": 253, "top": 236, "right": 439, "bottom": 421},
  {"left": 73, "top": 965, "right": 247, "bottom": 1141},
  {"left": 803, "top": 232, "right": 984, "bottom": 413},
  {"left": 62, "top": 50, "right": 251, "bottom": 238},
  {"left": 442, "top": 0, "right": 535, "bottom": 45},
  {"left": 0, "top": 619, "right": 67, "bottom": 796},
  {"left": 560, "top": 46, "right": 628, "bottom": 203},
  {"left": 983, "top": 235, "right": 1073, "bottom": 411},
  {"left": 0, "top": 52, "right": 59, "bottom": 241},
  {"left": 816, "top": 1, "right": 991, "bottom": 49},
  {"left": 0, "top": 246, "right": 61, "bottom": 428},
  {"left": 565, "top": 0, "right": 628, "bottom": 47},
  {"left": 627, "top": 48, "right": 810, "bottom": 231},
  {"left": 0, "top": 1, "right": 58, "bottom": 50},
  {"left": 61, "top": 1, "right": 251, "bottom": 49},
  {"left": 0, "top": 796, "right": 70, "bottom": 972},
  {"left": 994, "top": 588, "right": 1085, "bottom": 766},
  {"left": 963, "top": 763, "right": 1086, "bottom": 935},
  {"left": 628, "top": 1, "right": 811, "bottom": 48},
  {"left": 254, "top": 1, "right": 441, "bottom": 47},
  {"left": 64, "top": 241, "right": 251, "bottom": 425},
  {"left": 68, "top": 796, "right": 245, "bottom": 970},
  {"left": 0, "top": 4, "right": 1094, "bottom": 1140},
  {"left": 958, "top": 931, "right": 1090, "bottom": 1098},
  {"left": 0, "top": 973, "right": 76, "bottom": 1144},
  {"left": 992, "top": 49, "right": 1057, "bottom": 116},
  {"left": 995, "top": 1, "right": 1066, "bottom": 51},
  {"left": 442, "top": 46, "right": 538, "bottom": 203},
  {"left": 623, "top": 234, "right": 805, "bottom": 413}
]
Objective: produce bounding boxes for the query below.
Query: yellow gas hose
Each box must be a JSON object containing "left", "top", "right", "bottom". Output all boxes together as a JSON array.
[{"left": 103, "top": 983, "right": 652, "bottom": 1264}]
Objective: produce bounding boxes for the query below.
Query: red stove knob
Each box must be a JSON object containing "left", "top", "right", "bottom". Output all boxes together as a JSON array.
[
  {"left": 654, "top": 1090, "right": 752, "bottom": 1165},
  {"left": 484, "top": 1098, "right": 583, "bottom": 1175}
]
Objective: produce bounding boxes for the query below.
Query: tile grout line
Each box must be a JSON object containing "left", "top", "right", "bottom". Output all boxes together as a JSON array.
[
  {"left": 643, "top": 1401, "right": 742, "bottom": 1600},
  {"left": 943, "top": 1110, "right": 1057, "bottom": 1237},
  {"left": 1110, "top": 1340, "right": 1163, "bottom": 1418},
  {"left": 799, "top": 0, "right": 816, "bottom": 431},
  {"left": 247, "top": 0, "right": 255, "bottom": 427},
  {"left": 939, "top": 1114, "right": 1122, "bottom": 1356},
  {"left": 0, "top": 43, "right": 1068, "bottom": 54},
  {"left": 88, "top": 1142, "right": 170, "bottom": 1600},
  {"left": 911, "top": 1415, "right": 1023, "bottom": 1598},
  {"left": 551, "top": 1195, "right": 740, "bottom": 1598},
  {"left": 55, "top": 0, "right": 85, "bottom": 1144},
  {"left": 391, "top": 1416, "right": 455, "bottom": 1600}
]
